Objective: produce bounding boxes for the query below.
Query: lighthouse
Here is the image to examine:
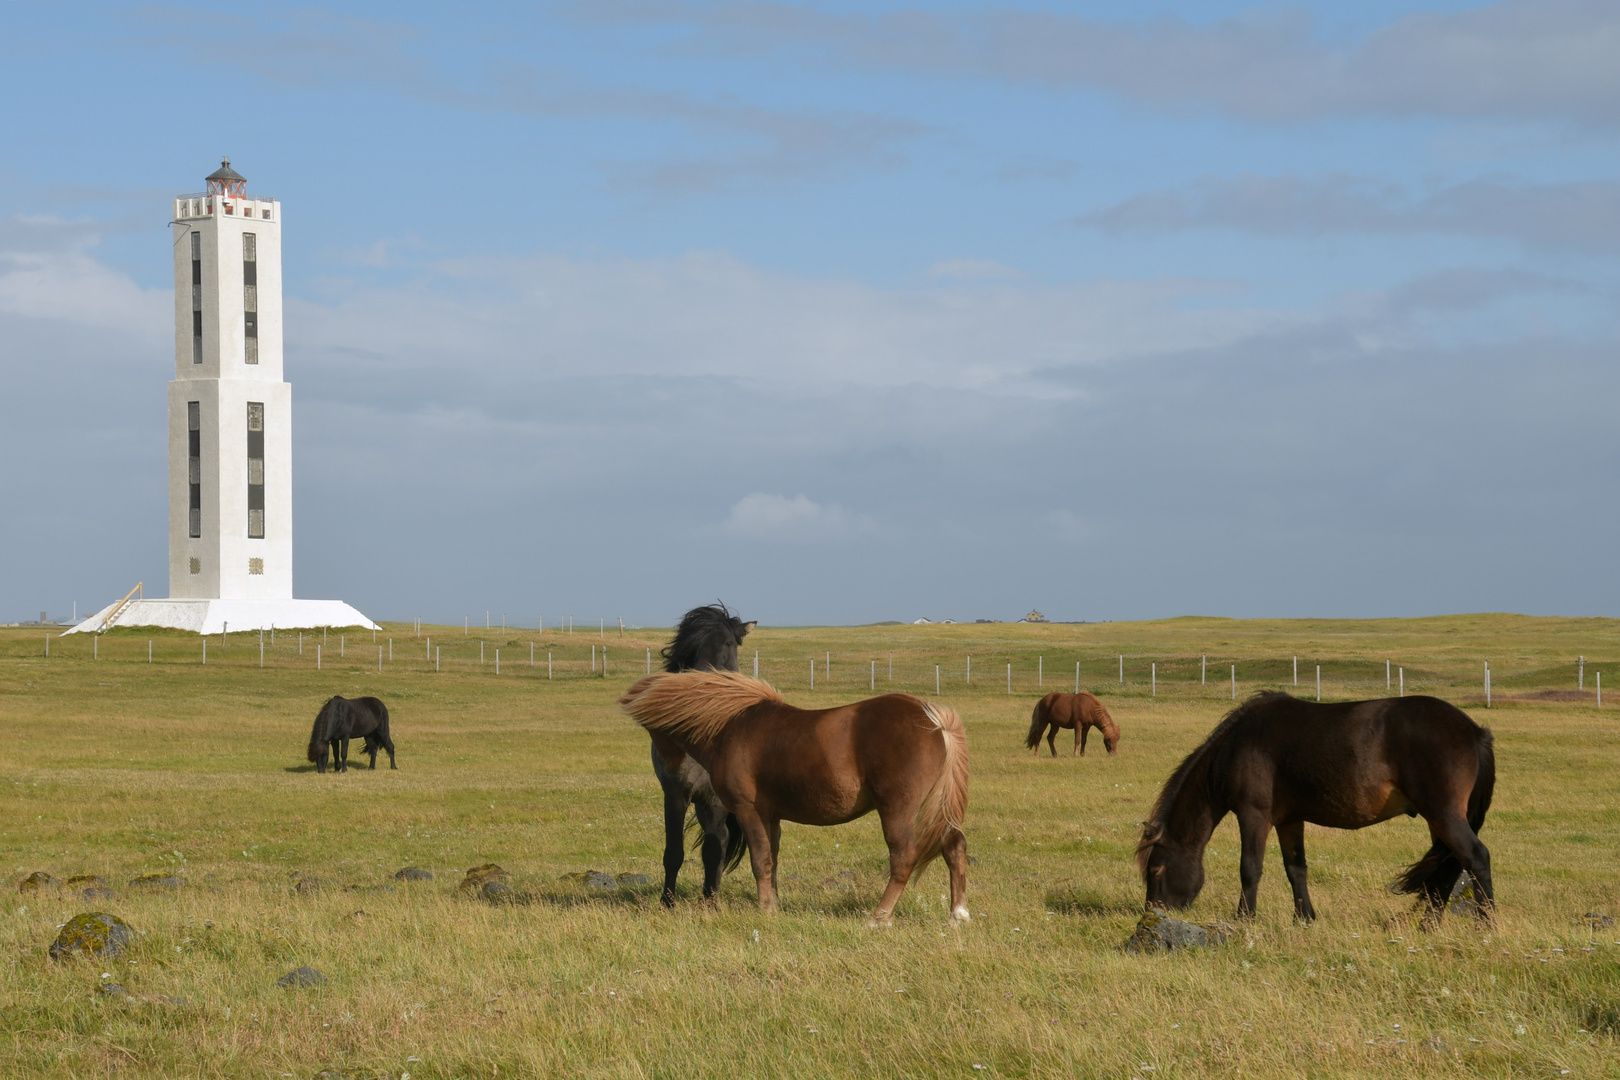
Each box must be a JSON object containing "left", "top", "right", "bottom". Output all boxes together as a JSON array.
[{"left": 70, "top": 160, "right": 375, "bottom": 635}]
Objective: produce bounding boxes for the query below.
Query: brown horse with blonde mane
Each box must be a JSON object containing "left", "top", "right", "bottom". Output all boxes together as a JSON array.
[
  {"left": 620, "top": 670, "right": 970, "bottom": 925},
  {"left": 1025, "top": 691, "right": 1120, "bottom": 757},
  {"left": 1137, "top": 692, "right": 1494, "bottom": 923}
]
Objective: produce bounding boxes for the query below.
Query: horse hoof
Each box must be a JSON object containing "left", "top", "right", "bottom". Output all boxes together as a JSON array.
[
  {"left": 866, "top": 913, "right": 893, "bottom": 929},
  {"left": 950, "top": 906, "right": 971, "bottom": 924}
]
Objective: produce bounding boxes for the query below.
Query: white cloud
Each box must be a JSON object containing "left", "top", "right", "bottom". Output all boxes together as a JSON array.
[{"left": 719, "top": 493, "right": 874, "bottom": 540}]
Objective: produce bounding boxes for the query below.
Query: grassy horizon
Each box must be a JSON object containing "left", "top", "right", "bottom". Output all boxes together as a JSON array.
[{"left": 2, "top": 614, "right": 1617, "bottom": 1078}]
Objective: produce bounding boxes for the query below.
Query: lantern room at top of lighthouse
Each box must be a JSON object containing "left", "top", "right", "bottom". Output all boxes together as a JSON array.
[{"left": 205, "top": 157, "right": 247, "bottom": 197}]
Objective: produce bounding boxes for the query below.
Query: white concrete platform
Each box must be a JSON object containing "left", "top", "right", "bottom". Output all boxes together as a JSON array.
[{"left": 63, "top": 598, "right": 378, "bottom": 636}]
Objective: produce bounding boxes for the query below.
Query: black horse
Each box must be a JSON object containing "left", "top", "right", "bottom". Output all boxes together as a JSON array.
[
  {"left": 650, "top": 603, "right": 755, "bottom": 906},
  {"left": 1137, "top": 692, "right": 1494, "bottom": 923},
  {"left": 307, "top": 696, "right": 397, "bottom": 774}
]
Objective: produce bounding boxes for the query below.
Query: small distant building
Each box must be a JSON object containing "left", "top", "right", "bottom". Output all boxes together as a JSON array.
[
  {"left": 68, "top": 159, "right": 375, "bottom": 636},
  {"left": 1024, "top": 609, "right": 1048, "bottom": 623}
]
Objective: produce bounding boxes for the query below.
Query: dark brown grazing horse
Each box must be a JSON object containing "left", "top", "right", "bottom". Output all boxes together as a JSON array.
[
  {"left": 1137, "top": 692, "right": 1494, "bottom": 923},
  {"left": 307, "top": 696, "right": 396, "bottom": 774},
  {"left": 1025, "top": 691, "right": 1120, "bottom": 757},
  {"left": 620, "top": 670, "right": 970, "bottom": 925}
]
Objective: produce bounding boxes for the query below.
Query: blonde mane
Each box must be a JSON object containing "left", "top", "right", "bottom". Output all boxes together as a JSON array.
[{"left": 618, "top": 670, "right": 785, "bottom": 746}]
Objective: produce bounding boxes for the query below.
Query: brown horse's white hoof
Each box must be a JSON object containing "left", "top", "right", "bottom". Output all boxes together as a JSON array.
[
  {"left": 950, "top": 906, "right": 971, "bottom": 924},
  {"left": 866, "top": 911, "right": 894, "bottom": 929}
]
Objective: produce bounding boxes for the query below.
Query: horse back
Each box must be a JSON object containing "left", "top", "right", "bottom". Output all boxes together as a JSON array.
[
  {"left": 1224, "top": 695, "right": 1484, "bottom": 824},
  {"left": 347, "top": 697, "right": 389, "bottom": 737},
  {"left": 719, "top": 695, "right": 943, "bottom": 821}
]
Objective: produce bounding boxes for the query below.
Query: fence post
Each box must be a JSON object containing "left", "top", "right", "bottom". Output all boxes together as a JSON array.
[
  {"left": 341, "top": 634, "right": 345, "bottom": 658},
  {"left": 1230, "top": 664, "right": 1235, "bottom": 700},
  {"left": 966, "top": 654, "right": 971, "bottom": 685},
  {"left": 1597, "top": 671, "right": 1601, "bottom": 707},
  {"left": 871, "top": 659, "right": 875, "bottom": 691},
  {"left": 1152, "top": 662, "right": 1156, "bottom": 697},
  {"left": 1119, "top": 655, "right": 1123, "bottom": 684},
  {"left": 548, "top": 652, "right": 552, "bottom": 679},
  {"left": 94, "top": 635, "right": 98, "bottom": 660},
  {"left": 810, "top": 659, "right": 815, "bottom": 690},
  {"left": 1399, "top": 667, "right": 1404, "bottom": 696},
  {"left": 203, "top": 639, "right": 207, "bottom": 666},
  {"left": 148, "top": 640, "right": 152, "bottom": 664},
  {"left": 495, "top": 649, "right": 499, "bottom": 676},
  {"left": 1316, "top": 665, "right": 1321, "bottom": 701},
  {"left": 1579, "top": 656, "right": 1585, "bottom": 690},
  {"left": 1074, "top": 661, "right": 1079, "bottom": 693},
  {"left": 603, "top": 649, "right": 608, "bottom": 676},
  {"left": 935, "top": 665, "right": 940, "bottom": 695},
  {"left": 1006, "top": 662, "right": 1011, "bottom": 694},
  {"left": 755, "top": 650, "right": 759, "bottom": 679},
  {"left": 1293, "top": 656, "right": 1298, "bottom": 686},
  {"left": 1387, "top": 659, "right": 1391, "bottom": 690}
]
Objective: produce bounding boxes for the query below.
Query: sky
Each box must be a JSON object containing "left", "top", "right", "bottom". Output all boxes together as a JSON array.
[{"left": 1, "top": 0, "right": 1617, "bottom": 626}]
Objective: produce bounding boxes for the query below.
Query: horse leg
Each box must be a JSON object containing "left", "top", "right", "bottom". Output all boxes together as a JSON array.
[
  {"left": 869, "top": 811, "right": 922, "bottom": 928},
  {"left": 384, "top": 734, "right": 397, "bottom": 769},
  {"left": 942, "top": 826, "right": 970, "bottom": 923},
  {"left": 1236, "top": 807, "right": 1272, "bottom": 919},
  {"left": 366, "top": 737, "right": 379, "bottom": 769},
  {"left": 1078, "top": 722, "right": 1088, "bottom": 758},
  {"left": 1424, "top": 812, "right": 1494, "bottom": 922},
  {"left": 659, "top": 779, "right": 691, "bottom": 908},
  {"left": 693, "top": 796, "right": 729, "bottom": 900},
  {"left": 315, "top": 742, "right": 326, "bottom": 774},
  {"left": 1046, "top": 723, "right": 1058, "bottom": 757},
  {"left": 730, "top": 803, "right": 779, "bottom": 913},
  {"left": 1275, "top": 820, "right": 1316, "bottom": 922},
  {"left": 337, "top": 738, "right": 349, "bottom": 772},
  {"left": 767, "top": 819, "right": 782, "bottom": 900}
]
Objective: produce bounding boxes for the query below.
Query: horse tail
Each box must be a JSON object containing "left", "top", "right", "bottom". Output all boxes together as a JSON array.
[
  {"left": 1024, "top": 697, "right": 1050, "bottom": 750},
  {"left": 722, "top": 812, "right": 749, "bottom": 872},
  {"left": 1393, "top": 725, "right": 1494, "bottom": 899},
  {"left": 913, "top": 702, "right": 969, "bottom": 869}
]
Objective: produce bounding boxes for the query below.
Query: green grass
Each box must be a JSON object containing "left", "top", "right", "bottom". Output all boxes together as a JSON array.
[{"left": 1, "top": 614, "right": 1618, "bottom": 1078}]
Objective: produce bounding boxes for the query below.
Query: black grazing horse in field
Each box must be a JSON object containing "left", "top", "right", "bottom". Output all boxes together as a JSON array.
[
  {"left": 1137, "top": 692, "right": 1494, "bottom": 924},
  {"left": 650, "top": 603, "right": 755, "bottom": 906},
  {"left": 308, "top": 696, "right": 396, "bottom": 774}
]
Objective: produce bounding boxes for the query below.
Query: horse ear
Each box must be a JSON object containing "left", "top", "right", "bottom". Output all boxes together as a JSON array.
[{"left": 741, "top": 621, "right": 757, "bottom": 635}]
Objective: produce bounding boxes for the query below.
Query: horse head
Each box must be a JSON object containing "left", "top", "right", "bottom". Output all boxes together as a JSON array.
[
  {"left": 1137, "top": 821, "right": 1205, "bottom": 910},
  {"left": 662, "top": 602, "right": 755, "bottom": 674}
]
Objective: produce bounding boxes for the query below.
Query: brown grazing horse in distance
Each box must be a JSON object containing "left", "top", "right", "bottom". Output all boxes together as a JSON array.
[
  {"left": 1026, "top": 691, "right": 1120, "bottom": 757},
  {"left": 1137, "top": 692, "right": 1494, "bottom": 923},
  {"left": 621, "top": 670, "right": 970, "bottom": 925}
]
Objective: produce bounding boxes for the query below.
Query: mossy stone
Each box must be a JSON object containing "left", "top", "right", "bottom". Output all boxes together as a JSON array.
[
  {"left": 19, "top": 871, "right": 58, "bottom": 894},
  {"left": 50, "top": 912, "right": 136, "bottom": 961}
]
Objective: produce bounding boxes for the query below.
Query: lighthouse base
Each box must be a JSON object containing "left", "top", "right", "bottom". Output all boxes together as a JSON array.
[{"left": 63, "top": 598, "right": 378, "bottom": 636}]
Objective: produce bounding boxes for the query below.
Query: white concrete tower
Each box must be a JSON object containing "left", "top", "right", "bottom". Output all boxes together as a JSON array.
[
  {"left": 68, "top": 160, "right": 375, "bottom": 635},
  {"left": 169, "top": 158, "right": 292, "bottom": 599}
]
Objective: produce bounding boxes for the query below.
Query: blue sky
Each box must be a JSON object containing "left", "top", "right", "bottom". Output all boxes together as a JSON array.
[{"left": 2, "top": 1, "right": 1617, "bottom": 625}]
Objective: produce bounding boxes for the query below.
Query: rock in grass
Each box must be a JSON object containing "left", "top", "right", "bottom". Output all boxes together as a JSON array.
[
  {"left": 50, "top": 913, "right": 136, "bottom": 961},
  {"left": 394, "top": 866, "right": 434, "bottom": 882},
  {"left": 97, "top": 982, "right": 129, "bottom": 998},
  {"left": 78, "top": 887, "right": 117, "bottom": 901},
  {"left": 617, "top": 873, "right": 652, "bottom": 886},
  {"left": 65, "top": 875, "right": 108, "bottom": 890},
  {"left": 1446, "top": 873, "right": 1481, "bottom": 918},
  {"left": 129, "top": 873, "right": 183, "bottom": 890},
  {"left": 19, "top": 871, "right": 59, "bottom": 894},
  {"left": 276, "top": 966, "right": 327, "bottom": 989},
  {"left": 480, "top": 881, "right": 517, "bottom": 904},
  {"left": 1124, "top": 908, "right": 1232, "bottom": 954},
  {"left": 1585, "top": 911, "right": 1615, "bottom": 929},
  {"left": 559, "top": 870, "right": 618, "bottom": 890},
  {"left": 459, "top": 864, "right": 509, "bottom": 896}
]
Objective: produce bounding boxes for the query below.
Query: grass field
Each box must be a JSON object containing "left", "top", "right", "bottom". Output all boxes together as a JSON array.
[{"left": 2, "top": 614, "right": 1618, "bottom": 1079}]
